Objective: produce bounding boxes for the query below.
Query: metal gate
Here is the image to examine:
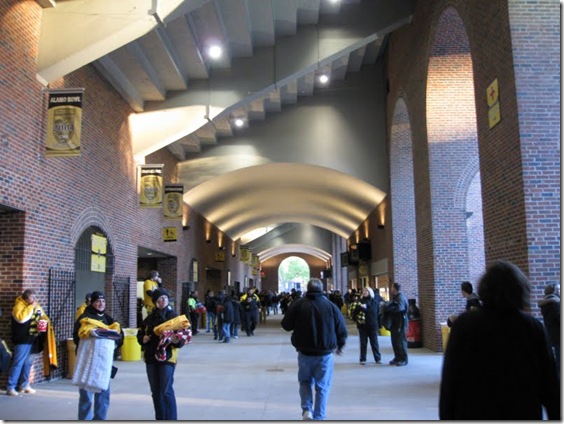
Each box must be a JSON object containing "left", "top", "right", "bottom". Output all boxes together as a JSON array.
[
  {"left": 47, "top": 268, "right": 76, "bottom": 380},
  {"left": 47, "top": 269, "right": 132, "bottom": 379}
]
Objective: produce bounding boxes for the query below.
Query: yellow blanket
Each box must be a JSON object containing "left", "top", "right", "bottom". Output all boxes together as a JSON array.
[
  {"left": 42, "top": 316, "right": 58, "bottom": 375},
  {"left": 78, "top": 318, "right": 121, "bottom": 339},
  {"left": 154, "top": 314, "right": 191, "bottom": 336}
]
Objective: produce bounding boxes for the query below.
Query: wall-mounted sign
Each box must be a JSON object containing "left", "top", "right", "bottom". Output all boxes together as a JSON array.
[
  {"left": 163, "top": 226, "right": 177, "bottom": 242},
  {"left": 487, "top": 78, "right": 501, "bottom": 129}
]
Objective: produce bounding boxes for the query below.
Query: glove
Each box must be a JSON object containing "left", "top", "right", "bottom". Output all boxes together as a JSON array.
[{"left": 336, "top": 348, "right": 344, "bottom": 356}]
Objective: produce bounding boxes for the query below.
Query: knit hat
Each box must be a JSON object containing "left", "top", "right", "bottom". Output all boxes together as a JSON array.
[
  {"left": 90, "top": 291, "right": 104, "bottom": 303},
  {"left": 365, "top": 287, "right": 374, "bottom": 299},
  {"left": 152, "top": 288, "right": 169, "bottom": 304}
]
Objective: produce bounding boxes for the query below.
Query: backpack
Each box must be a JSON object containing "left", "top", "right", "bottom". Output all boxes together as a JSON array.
[{"left": 0, "top": 338, "right": 12, "bottom": 373}]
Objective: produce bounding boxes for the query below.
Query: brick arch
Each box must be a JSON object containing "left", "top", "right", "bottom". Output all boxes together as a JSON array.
[
  {"left": 70, "top": 207, "right": 114, "bottom": 249},
  {"left": 389, "top": 95, "right": 418, "bottom": 300},
  {"left": 453, "top": 156, "right": 480, "bottom": 210},
  {"left": 426, "top": 5, "right": 484, "bottom": 337}
]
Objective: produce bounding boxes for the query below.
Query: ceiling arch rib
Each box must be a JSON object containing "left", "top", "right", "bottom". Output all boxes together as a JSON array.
[
  {"left": 258, "top": 244, "right": 332, "bottom": 263},
  {"left": 184, "top": 163, "right": 386, "bottom": 241}
]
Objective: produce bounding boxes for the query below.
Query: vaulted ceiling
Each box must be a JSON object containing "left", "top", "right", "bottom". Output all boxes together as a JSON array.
[{"left": 35, "top": 0, "right": 415, "bottom": 261}]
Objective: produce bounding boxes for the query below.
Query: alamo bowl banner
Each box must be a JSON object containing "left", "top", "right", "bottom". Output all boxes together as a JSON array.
[
  {"left": 138, "top": 164, "right": 164, "bottom": 208},
  {"left": 164, "top": 184, "right": 184, "bottom": 220},
  {"left": 45, "top": 90, "right": 83, "bottom": 157}
]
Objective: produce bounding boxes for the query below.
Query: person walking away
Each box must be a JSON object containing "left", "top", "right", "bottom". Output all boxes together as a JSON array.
[
  {"left": 219, "top": 293, "right": 234, "bottom": 343},
  {"left": 137, "top": 288, "right": 191, "bottom": 420},
  {"left": 281, "top": 278, "right": 348, "bottom": 421},
  {"left": 6, "top": 289, "right": 48, "bottom": 396},
  {"left": 538, "top": 283, "right": 560, "bottom": 377},
  {"left": 352, "top": 287, "right": 382, "bottom": 365},
  {"left": 143, "top": 271, "right": 162, "bottom": 315},
  {"left": 439, "top": 261, "right": 560, "bottom": 420},
  {"left": 241, "top": 289, "right": 260, "bottom": 336},
  {"left": 73, "top": 291, "right": 123, "bottom": 420},
  {"left": 230, "top": 294, "right": 241, "bottom": 339},
  {"left": 385, "top": 283, "right": 408, "bottom": 366}
]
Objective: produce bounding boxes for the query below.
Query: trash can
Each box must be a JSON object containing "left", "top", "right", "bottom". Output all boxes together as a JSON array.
[
  {"left": 121, "top": 328, "right": 141, "bottom": 361},
  {"left": 441, "top": 323, "right": 450, "bottom": 352},
  {"left": 66, "top": 338, "right": 76, "bottom": 379}
]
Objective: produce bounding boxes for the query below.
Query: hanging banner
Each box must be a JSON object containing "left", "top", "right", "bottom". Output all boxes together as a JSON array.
[
  {"left": 164, "top": 184, "right": 184, "bottom": 220},
  {"left": 240, "top": 247, "right": 251, "bottom": 263},
  {"left": 45, "top": 89, "right": 83, "bottom": 157},
  {"left": 138, "top": 164, "right": 164, "bottom": 208}
]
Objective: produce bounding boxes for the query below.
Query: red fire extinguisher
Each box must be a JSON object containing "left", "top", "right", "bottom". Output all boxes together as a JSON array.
[{"left": 406, "top": 298, "right": 422, "bottom": 348}]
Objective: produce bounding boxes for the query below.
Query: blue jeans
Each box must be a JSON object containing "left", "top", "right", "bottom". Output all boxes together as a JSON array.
[
  {"left": 297, "top": 352, "right": 334, "bottom": 420},
  {"left": 7, "top": 343, "right": 35, "bottom": 391},
  {"left": 146, "top": 362, "right": 177, "bottom": 420},
  {"left": 230, "top": 322, "right": 239, "bottom": 337},
  {"left": 206, "top": 312, "right": 216, "bottom": 332},
  {"left": 222, "top": 322, "right": 231, "bottom": 341},
  {"left": 78, "top": 387, "right": 110, "bottom": 420}
]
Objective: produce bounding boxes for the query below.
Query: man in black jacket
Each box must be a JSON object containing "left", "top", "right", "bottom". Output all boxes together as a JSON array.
[
  {"left": 281, "top": 278, "right": 348, "bottom": 421},
  {"left": 385, "top": 283, "right": 408, "bottom": 366}
]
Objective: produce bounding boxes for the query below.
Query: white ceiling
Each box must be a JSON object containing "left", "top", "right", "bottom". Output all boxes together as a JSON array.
[{"left": 35, "top": 0, "right": 414, "bottom": 261}]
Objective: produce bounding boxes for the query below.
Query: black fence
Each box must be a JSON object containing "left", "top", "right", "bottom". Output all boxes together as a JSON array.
[{"left": 47, "top": 269, "right": 132, "bottom": 380}]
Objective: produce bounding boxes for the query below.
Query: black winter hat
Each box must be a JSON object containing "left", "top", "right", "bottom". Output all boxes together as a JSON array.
[
  {"left": 151, "top": 288, "right": 169, "bottom": 304},
  {"left": 90, "top": 291, "right": 104, "bottom": 303}
]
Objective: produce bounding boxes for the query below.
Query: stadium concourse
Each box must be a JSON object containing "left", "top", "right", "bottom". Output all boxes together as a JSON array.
[{"left": 0, "top": 313, "right": 443, "bottom": 421}]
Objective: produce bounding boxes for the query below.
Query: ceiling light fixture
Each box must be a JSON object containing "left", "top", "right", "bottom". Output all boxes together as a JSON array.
[
  {"left": 208, "top": 45, "right": 222, "bottom": 60},
  {"left": 234, "top": 118, "right": 244, "bottom": 127}
]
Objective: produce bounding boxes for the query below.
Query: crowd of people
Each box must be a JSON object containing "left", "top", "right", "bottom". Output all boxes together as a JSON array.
[{"left": 2, "top": 261, "right": 560, "bottom": 421}]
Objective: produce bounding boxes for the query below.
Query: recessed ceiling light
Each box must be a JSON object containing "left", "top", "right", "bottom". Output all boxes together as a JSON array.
[
  {"left": 234, "top": 118, "right": 244, "bottom": 127},
  {"left": 319, "top": 74, "right": 329, "bottom": 84},
  {"left": 208, "top": 45, "right": 222, "bottom": 59}
]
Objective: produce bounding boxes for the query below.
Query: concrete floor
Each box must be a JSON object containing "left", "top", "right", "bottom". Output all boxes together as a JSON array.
[{"left": 0, "top": 313, "right": 444, "bottom": 421}]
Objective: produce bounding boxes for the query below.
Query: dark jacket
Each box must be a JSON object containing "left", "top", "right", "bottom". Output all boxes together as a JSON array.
[
  {"left": 220, "top": 296, "right": 234, "bottom": 324},
  {"left": 136, "top": 305, "right": 184, "bottom": 365},
  {"left": 538, "top": 294, "right": 560, "bottom": 349},
  {"left": 386, "top": 292, "right": 408, "bottom": 331},
  {"left": 353, "top": 296, "right": 380, "bottom": 328},
  {"left": 439, "top": 307, "right": 560, "bottom": 420},
  {"left": 465, "top": 293, "right": 481, "bottom": 311},
  {"left": 231, "top": 299, "right": 242, "bottom": 325},
  {"left": 281, "top": 291, "right": 347, "bottom": 356},
  {"left": 73, "top": 305, "right": 124, "bottom": 351}
]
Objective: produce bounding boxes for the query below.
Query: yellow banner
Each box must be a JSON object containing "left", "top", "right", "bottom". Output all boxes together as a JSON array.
[
  {"left": 138, "top": 165, "right": 164, "bottom": 208},
  {"left": 240, "top": 247, "right": 251, "bottom": 262},
  {"left": 45, "top": 91, "right": 83, "bottom": 157},
  {"left": 164, "top": 184, "right": 183, "bottom": 220}
]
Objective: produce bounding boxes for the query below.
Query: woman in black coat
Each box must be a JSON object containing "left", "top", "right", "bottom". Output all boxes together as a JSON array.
[
  {"left": 137, "top": 289, "right": 188, "bottom": 420},
  {"left": 439, "top": 261, "right": 560, "bottom": 420}
]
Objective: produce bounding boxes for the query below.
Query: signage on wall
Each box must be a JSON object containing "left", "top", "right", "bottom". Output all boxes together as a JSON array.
[
  {"left": 487, "top": 78, "right": 501, "bottom": 129},
  {"left": 91, "top": 234, "right": 107, "bottom": 273},
  {"left": 162, "top": 226, "right": 177, "bottom": 242}
]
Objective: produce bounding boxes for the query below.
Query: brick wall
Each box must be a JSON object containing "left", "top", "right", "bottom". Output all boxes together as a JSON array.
[{"left": 386, "top": 0, "right": 559, "bottom": 350}]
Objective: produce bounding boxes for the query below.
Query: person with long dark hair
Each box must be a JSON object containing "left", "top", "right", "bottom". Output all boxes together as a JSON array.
[{"left": 439, "top": 260, "right": 560, "bottom": 420}]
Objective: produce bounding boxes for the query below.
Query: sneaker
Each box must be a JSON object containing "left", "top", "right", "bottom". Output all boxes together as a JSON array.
[
  {"left": 19, "top": 386, "right": 36, "bottom": 394},
  {"left": 359, "top": 361, "right": 366, "bottom": 365},
  {"left": 395, "top": 361, "right": 407, "bottom": 367},
  {"left": 302, "top": 410, "right": 313, "bottom": 421},
  {"left": 376, "top": 360, "right": 382, "bottom": 364},
  {"left": 389, "top": 359, "right": 398, "bottom": 365},
  {"left": 6, "top": 389, "right": 19, "bottom": 396},
  {"left": 233, "top": 336, "right": 239, "bottom": 339}
]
